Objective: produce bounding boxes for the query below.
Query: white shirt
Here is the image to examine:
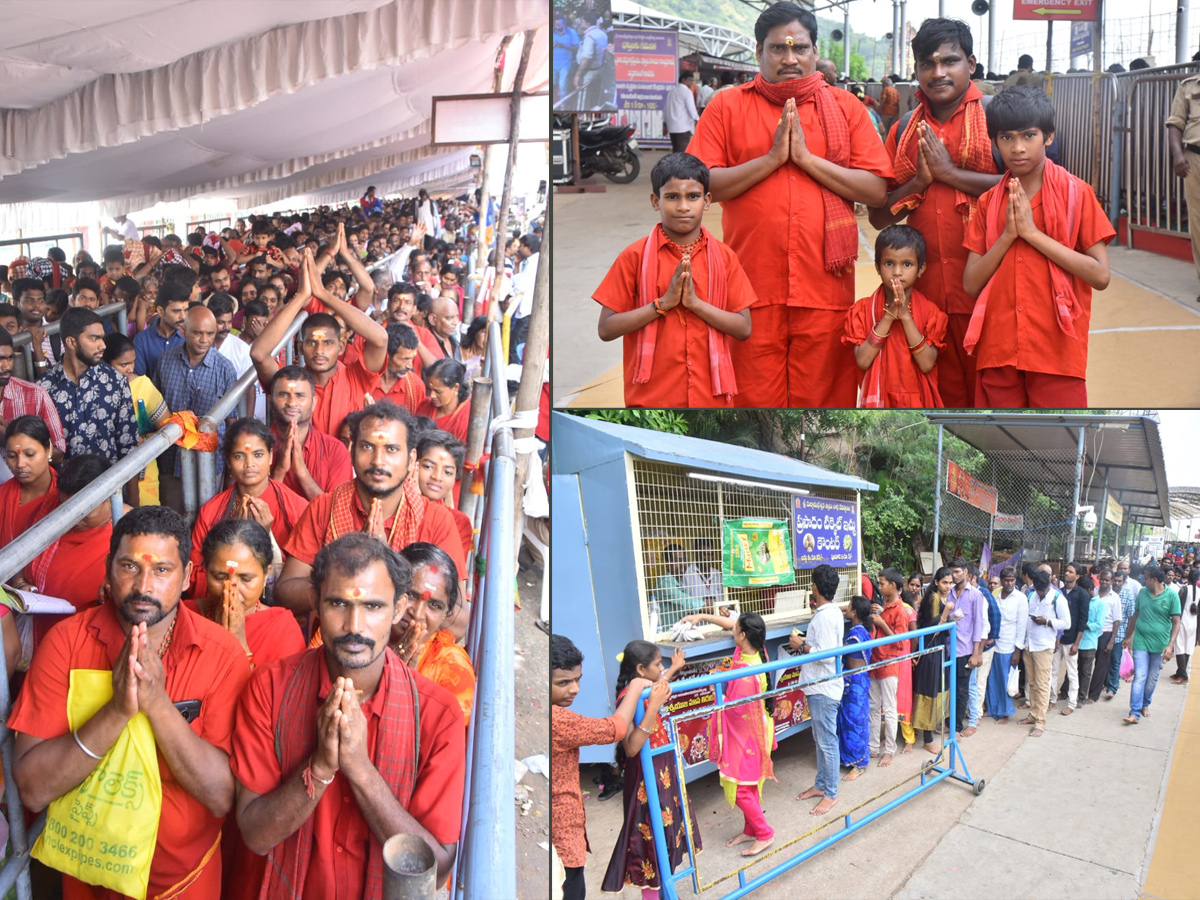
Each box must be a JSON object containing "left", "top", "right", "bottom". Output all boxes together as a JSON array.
[
  {"left": 995, "top": 589, "right": 1030, "bottom": 654},
  {"left": 113, "top": 218, "right": 139, "bottom": 240},
  {"left": 682, "top": 563, "right": 721, "bottom": 609},
  {"left": 1097, "top": 589, "right": 1122, "bottom": 632},
  {"left": 698, "top": 83, "right": 715, "bottom": 107},
  {"left": 511, "top": 252, "right": 539, "bottom": 318},
  {"left": 664, "top": 83, "right": 699, "bottom": 134},
  {"left": 216, "top": 335, "right": 265, "bottom": 421},
  {"left": 1026, "top": 587, "right": 1070, "bottom": 652},
  {"left": 387, "top": 245, "right": 417, "bottom": 286},
  {"left": 799, "top": 602, "right": 844, "bottom": 701}
]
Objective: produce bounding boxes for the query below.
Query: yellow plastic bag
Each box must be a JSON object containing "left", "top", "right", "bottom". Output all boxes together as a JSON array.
[{"left": 32, "top": 669, "right": 162, "bottom": 900}]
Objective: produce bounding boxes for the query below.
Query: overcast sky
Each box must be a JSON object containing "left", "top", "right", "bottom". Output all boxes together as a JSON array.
[
  {"left": 836, "top": 0, "right": 1197, "bottom": 70},
  {"left": 1158, "top": 410, "right": 1200, "bottom": 489}
]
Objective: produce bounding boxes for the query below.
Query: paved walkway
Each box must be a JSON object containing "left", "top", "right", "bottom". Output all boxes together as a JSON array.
[
  {"left": 574, "top": 664, "right": 1191, "bottom": 899},
  {"left": 553, "top": 150, "right": 1200, "bottom": 409}
]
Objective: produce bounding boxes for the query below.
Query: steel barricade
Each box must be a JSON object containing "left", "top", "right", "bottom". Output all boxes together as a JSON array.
[
  {"left": 1047, "top": 73, "right": 1117, "bottom": 203},
  {"left": 452, "top": 319, "right": 516, "bottom": 899},
  {"left": 1124, "top": 70, "right": 1200, "bottom": 246},
  {"left": 10, "top": 300, "right": 129, "bottom": 382},
  {"left": 637, "top": 621, "right": 977, "bottom": 900},
  {"left": 0, "top": 232, "right": 85, "bottom": 264}
]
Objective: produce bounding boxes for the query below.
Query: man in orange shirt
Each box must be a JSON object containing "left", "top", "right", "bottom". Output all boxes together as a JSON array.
[
  {"left": 869, "top": 19, "right": 1002, "bottom": 408},
  {"left": 879, "top": 76, "right": 901, "bottom": 136},
  {"left": 231, "top": 533, "right": 466, "bottom": 899},
  {"left": 370, "top": 323, "right": 426, "bottom": 414},
  {"left": 252, "top": 249, "right": 386, "bottom": 438},
  {"left": 268, "top": 366, "right": 354, "bottom": 501},
  {"left": 276, "top": 400, "right": 465, "bottom": 617},
  {"left": 11, "top": 506, "right": 251, "bottom": 900},
  {"left": 688, "top": 1, "right": 892, "bottom": 407}
]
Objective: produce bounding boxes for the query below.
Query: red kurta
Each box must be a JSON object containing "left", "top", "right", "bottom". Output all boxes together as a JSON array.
[
  {"left": 228, "top": 651, "right": 465, "bottom": 900},
  {"left": 284, "top": 484, "right": 465, "bottom": 578},
  {"left": 269, "top": 424, "right": 354, "bottom": 498},
  {"left": 370, "top": 370, "right": 426, "bottom": 414},
  {"left": 9, "top": 602, "right": 250, "bottom": 900},
  {"left": 962, "top": 176, "right": 1115, "bottom": 379},
  {"left": 592, "top": 236, "right": 757, "bottom": 408},
  {"left": 190, "top": 480, "right": 311, "bottom": 598},
  {"left": 688, "top": 82, "right": 893, "bottom": 406},
  {"left": 24, "top": 522, "right": 111, "bottom": 648},
  {"left": 309, "top": 359, "right": 382, "bottom": 437},
  {"left": 842, "top": 288, "right": 948, "bottom": 408}
]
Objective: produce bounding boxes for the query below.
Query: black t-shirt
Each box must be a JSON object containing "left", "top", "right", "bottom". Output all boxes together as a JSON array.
[{"left": 1061, "top": 585, "right": 1091, "bottom": 645}]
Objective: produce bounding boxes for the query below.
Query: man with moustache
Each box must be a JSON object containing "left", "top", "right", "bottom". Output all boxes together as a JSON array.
[
  {"left": 10, "top": 506, "right": 251, "bottom": 899},
  {"left": 868, "top": 18, "right": 1002, "bottom": 407},
  {"left": 229, "top": 534, "right": 466, "bottom": 898},
  {"left": 268, "top": 366, "right": 354, "bottom": 502},
  {"left": 275, "top": 401, "right": 464, "bottom": 617},
  {"left": 369, "top": 324, "right": 425, "bottom": 414},
  {"left": 687, "top": 1, "right": 891, "bottom": 407}
]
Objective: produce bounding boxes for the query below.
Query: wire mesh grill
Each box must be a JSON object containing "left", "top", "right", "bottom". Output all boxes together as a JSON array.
[
  {"left": 631, "top": 458, "right": 860, "bottom": 634},
  {"left": 936, "top": 445, "right": 1125, "bottom": 575}
]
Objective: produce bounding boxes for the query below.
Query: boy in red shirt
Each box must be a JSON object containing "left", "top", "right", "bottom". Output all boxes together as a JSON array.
[
  {"left": 962, "top": 87, "right": 1115, "bottom": 407},
  {"left": 843, "top": 225, "right": 948, "bottom": 407},
  {"left": 592, "top": 152, "right": 757, "bottom": 408},
  {"left": 551, "top": 635, "right": 655, "bottom": 900}
]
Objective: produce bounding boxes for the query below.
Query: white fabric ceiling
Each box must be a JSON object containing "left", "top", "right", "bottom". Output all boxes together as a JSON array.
[{"left": 0, "top": 0, "right": 549, "bottom": 218}]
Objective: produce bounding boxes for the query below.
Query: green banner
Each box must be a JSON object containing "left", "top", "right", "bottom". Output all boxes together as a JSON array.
[{"left": 721, "top": 518, "right": 795, "bottom": 587}]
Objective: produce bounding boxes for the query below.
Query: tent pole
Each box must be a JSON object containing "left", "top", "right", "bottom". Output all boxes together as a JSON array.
[
  {"left": 1067, "top": 426, "right": 1086, "bottom": 564},
  {"left": 489, "top": 30, "right": 535, "bottom": 320},
  {"left": 470, "top": 35, "right": 514, "bottom": 321},
  {"left": 1096, "top": 471, "right": 1110, "bottom": 569},
  {"left": 932, "top": 424, "right": 944, "bottom": 573}
]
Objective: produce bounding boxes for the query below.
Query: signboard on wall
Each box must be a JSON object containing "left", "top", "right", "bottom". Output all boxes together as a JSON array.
[
  {"left": 1069, "top": 21, "right": 1094, "bottom": 56},
  {"left": 793, "top": 496, "right": 859, "bottom": 568},
  {"left": 947, "top": 460, "right": 998, "bottom": 515},
  {"left": 1013, "top": 0, "right": 1098, "bottom": 22},
  {"left": 721, "top": 518, "right": 795, "bottom": 587},
  {"left": 613, "top": 28, "right": 676, "bottom": 149},
  {"left": 993, "top": 512, "right": 1025, "bottom": 531},
  {"left": 661, "top": 652, "right": 729, "bottom": 767}
]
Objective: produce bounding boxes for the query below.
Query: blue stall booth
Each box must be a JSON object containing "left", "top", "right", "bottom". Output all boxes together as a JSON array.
[{"left": 552, "top": 413, "right": 878, "bottom": 779}]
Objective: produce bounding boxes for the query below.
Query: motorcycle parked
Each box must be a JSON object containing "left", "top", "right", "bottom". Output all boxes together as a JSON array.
[{"left": 555, "top": 116, "right": 640, "bottom": 184}]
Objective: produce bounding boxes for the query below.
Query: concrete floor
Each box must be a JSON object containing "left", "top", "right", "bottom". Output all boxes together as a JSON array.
[
  {"left": 574, "top": 671, "right": 1188, "bottom": 899},
  {"left": 552, "top": 150, "right": 1200, "bottom": 409}
]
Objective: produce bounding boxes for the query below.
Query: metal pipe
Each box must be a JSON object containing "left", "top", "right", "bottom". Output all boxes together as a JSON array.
[
  {"left": 1068, "top": 426, "right": 1087, "bottom": 562},
  {"left": 1096, "top": 471, "right": 1111, "bottom": 569},
  {"left": 1110, "top": 85, "right": 1125, "bottom": 228},
  {"left": 988, "top": 6, "right": 996, "bottom": 77},
  {"left": 180, "top": 448, "right": 198, "bottom": 523},
  {"left": 458, "top": 377, "right": 493, "bottom": 518},
  {"left": 110, "top": 492, "right": 123, "bottom": 526},
  {"left": 892, "top": 0, "right": 900, "bottom": 77},
  {"left": 932, "top": 425, "right": 944, "bottom": 571},
  {"left": 197, "top": 450, "right": 218, "bottom": 509},
  {"left": 1178, "top": 0, "right": 1190, "bottom": 65},
  {"left": 0, "top": 422, "right": 184, "bottom": 583},
  {"left": 900, "top": 0, "right": 908, "bottom": 76},
  {"left": 382, "top": 834, "right": 437, "bottom": 900},
  {"left": 460, "top": 453, "right": 516, "bottom": 899},
  {"left": 843, "top": 6, "right": 851, "bottom": 81},
  {"left": 0, "top": 615, "right": 32, "bottom": 900}
]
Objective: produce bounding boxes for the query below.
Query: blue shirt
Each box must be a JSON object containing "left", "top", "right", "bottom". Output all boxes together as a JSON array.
[
  {"left": 39, "top": 362, "right": 138, "bottom": 464},
  {"left": 1079, "top": 597, "right": 1106, "bottom": 651},
  {"left": 133, "top": 316, "right": 185, "bottom": 381},
  {"left": 155, "top": 344, "right": 238, "bottom": 476},
  {"left": 553, "top": 26, "right": 580, "bottom": 70},
  {"left": 979, "top": 583, "right": 1001, "bottom": 650},
  {"left": 1117, "top": 579, "right": 1141, "bottom": 641}
]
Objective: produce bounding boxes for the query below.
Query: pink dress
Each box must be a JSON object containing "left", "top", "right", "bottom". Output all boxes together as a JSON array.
[
  {"left": 709, "top": 648, "right": 777, "bottom": 803},
  {"left": 897, "top": 602, "right": 917, "bottom": 728}
]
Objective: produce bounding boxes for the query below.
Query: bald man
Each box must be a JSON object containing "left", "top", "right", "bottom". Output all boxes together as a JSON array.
[
  {"left": 156, "top": 304, "right": 239, "bottom": 511},
  {"left": 420, "top": 293, "right": 463, "bottom": 362},
  {"left": 816, "top": 58, "right": 838, "bottom": 85}
]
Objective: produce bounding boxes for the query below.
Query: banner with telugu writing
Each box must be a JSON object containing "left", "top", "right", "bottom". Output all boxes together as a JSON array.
[
  {"left": 661, "top": 653, "right": 729, "bottom": 767},
  {"left": 946, "top": 460, "right": 998, "bottom": 515},
  {"left": 721, "top": 518, "right": 795, "bottom": 587},
  {"left": 793, "top": 496, "right": 859, "bottom": 568},
  {"left": 613, "top": 28, "right": 676, "bottom": 149}
]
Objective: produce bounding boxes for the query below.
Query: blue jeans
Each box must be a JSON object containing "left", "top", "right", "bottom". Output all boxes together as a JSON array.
[
  {"left": 1129, "top": 648, "right": 1164, "bottom": 719},
  {"left": 554, "top": 64, "right": 572, "bottom": 100},
  {"left": 1106, "top": 638, "right": 1124, "bottom": 694},
  {"left": 807, "top": 693, "right": 841, "bottom": 799},
  {"left": 968, "top": 666, "right": 980, "bottom": 727}
]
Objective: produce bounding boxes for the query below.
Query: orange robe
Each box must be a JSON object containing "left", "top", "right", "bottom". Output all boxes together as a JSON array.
[
  {"left": 0, "top": 472, "right": 58, "bottom": 546},
  {"left": 592, "top": 236, "right": 757, "bottom": 408},
  {"left": 24, "top": 521, "right": 110, "bottom": 648},
  {"left": 416, "top": 629, "right": 476, "bottom": 726},
  {"left": 842, "top": 288, "right": 948, "bottom": 408}
]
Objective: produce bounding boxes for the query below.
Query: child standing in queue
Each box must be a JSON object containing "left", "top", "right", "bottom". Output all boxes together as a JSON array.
[{"left": 601, "top": 642, "right": 697, "bottom": 898}]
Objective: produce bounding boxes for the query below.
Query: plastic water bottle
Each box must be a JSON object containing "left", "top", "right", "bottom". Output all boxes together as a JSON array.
[{"left": 648, "top": 596, "right": 660, "bottom": 636}]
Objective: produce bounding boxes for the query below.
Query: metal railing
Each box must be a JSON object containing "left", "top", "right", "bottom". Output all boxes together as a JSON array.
[
  {"left": 0, "top": 232, "right": 86, "bottom": 264},
  {"left": 1125, "top": 70, "right": 1200, "bottom": 245},
  {"left": 1047, "top": 72, "right": 1118, "bottom": 203},
  {"left": 10, "top": 301, "right": 128, "bottom": 382},
  {"left": 453, "top": 320, "right": 516, "bottom": 899},
  {"left": 637, "top": 621, "right": 976, "bottom": 900}
]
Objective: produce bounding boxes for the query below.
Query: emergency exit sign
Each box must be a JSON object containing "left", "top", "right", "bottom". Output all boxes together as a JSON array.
[{"left": 1013, "top": 0, "right": 1098, "bottom": 21}]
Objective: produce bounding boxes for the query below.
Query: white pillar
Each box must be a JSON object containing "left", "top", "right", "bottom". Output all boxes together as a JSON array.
[
  {"left": 900, "top": 0, "right": 908, "bottom": 77},
  {"left": 988, "top": 7, "right": 996, "bottom": 75},
  {"left": 1177, "top": 0, "right": 1191, "bottom": 65},
  {"left": 844, "top": 7, "right": 851, "bottom": 80}
]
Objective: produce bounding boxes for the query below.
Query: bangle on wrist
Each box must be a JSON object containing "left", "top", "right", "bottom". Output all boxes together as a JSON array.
[
  {"left": 866, "top": 328, "right": 887, "bottom": 348},
  {"left": 73, "top": 729, "right": 103, "bottom": 761},
  {"left": 636, "top": 722, "right": 656, "bottom": 735},
  {"left": 652, "top": 299, "right": 666, "bottom": 316}
]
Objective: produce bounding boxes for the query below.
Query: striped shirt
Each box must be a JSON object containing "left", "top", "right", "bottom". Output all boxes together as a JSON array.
[
  {"left": 1117, "top": 578, "right": 1141, "bottom": 641},
  {"left": 1, "top": 376, "right": 65, "bottom": 454}
]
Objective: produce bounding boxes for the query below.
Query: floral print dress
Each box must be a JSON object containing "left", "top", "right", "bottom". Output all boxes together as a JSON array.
[{"left": 601, "top": 689, "right": 702, "bottom": 891}]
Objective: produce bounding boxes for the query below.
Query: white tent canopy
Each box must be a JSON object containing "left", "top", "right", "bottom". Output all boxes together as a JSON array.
[{"left": 0, "top": 0, "right": 548, "bottom": 233}]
